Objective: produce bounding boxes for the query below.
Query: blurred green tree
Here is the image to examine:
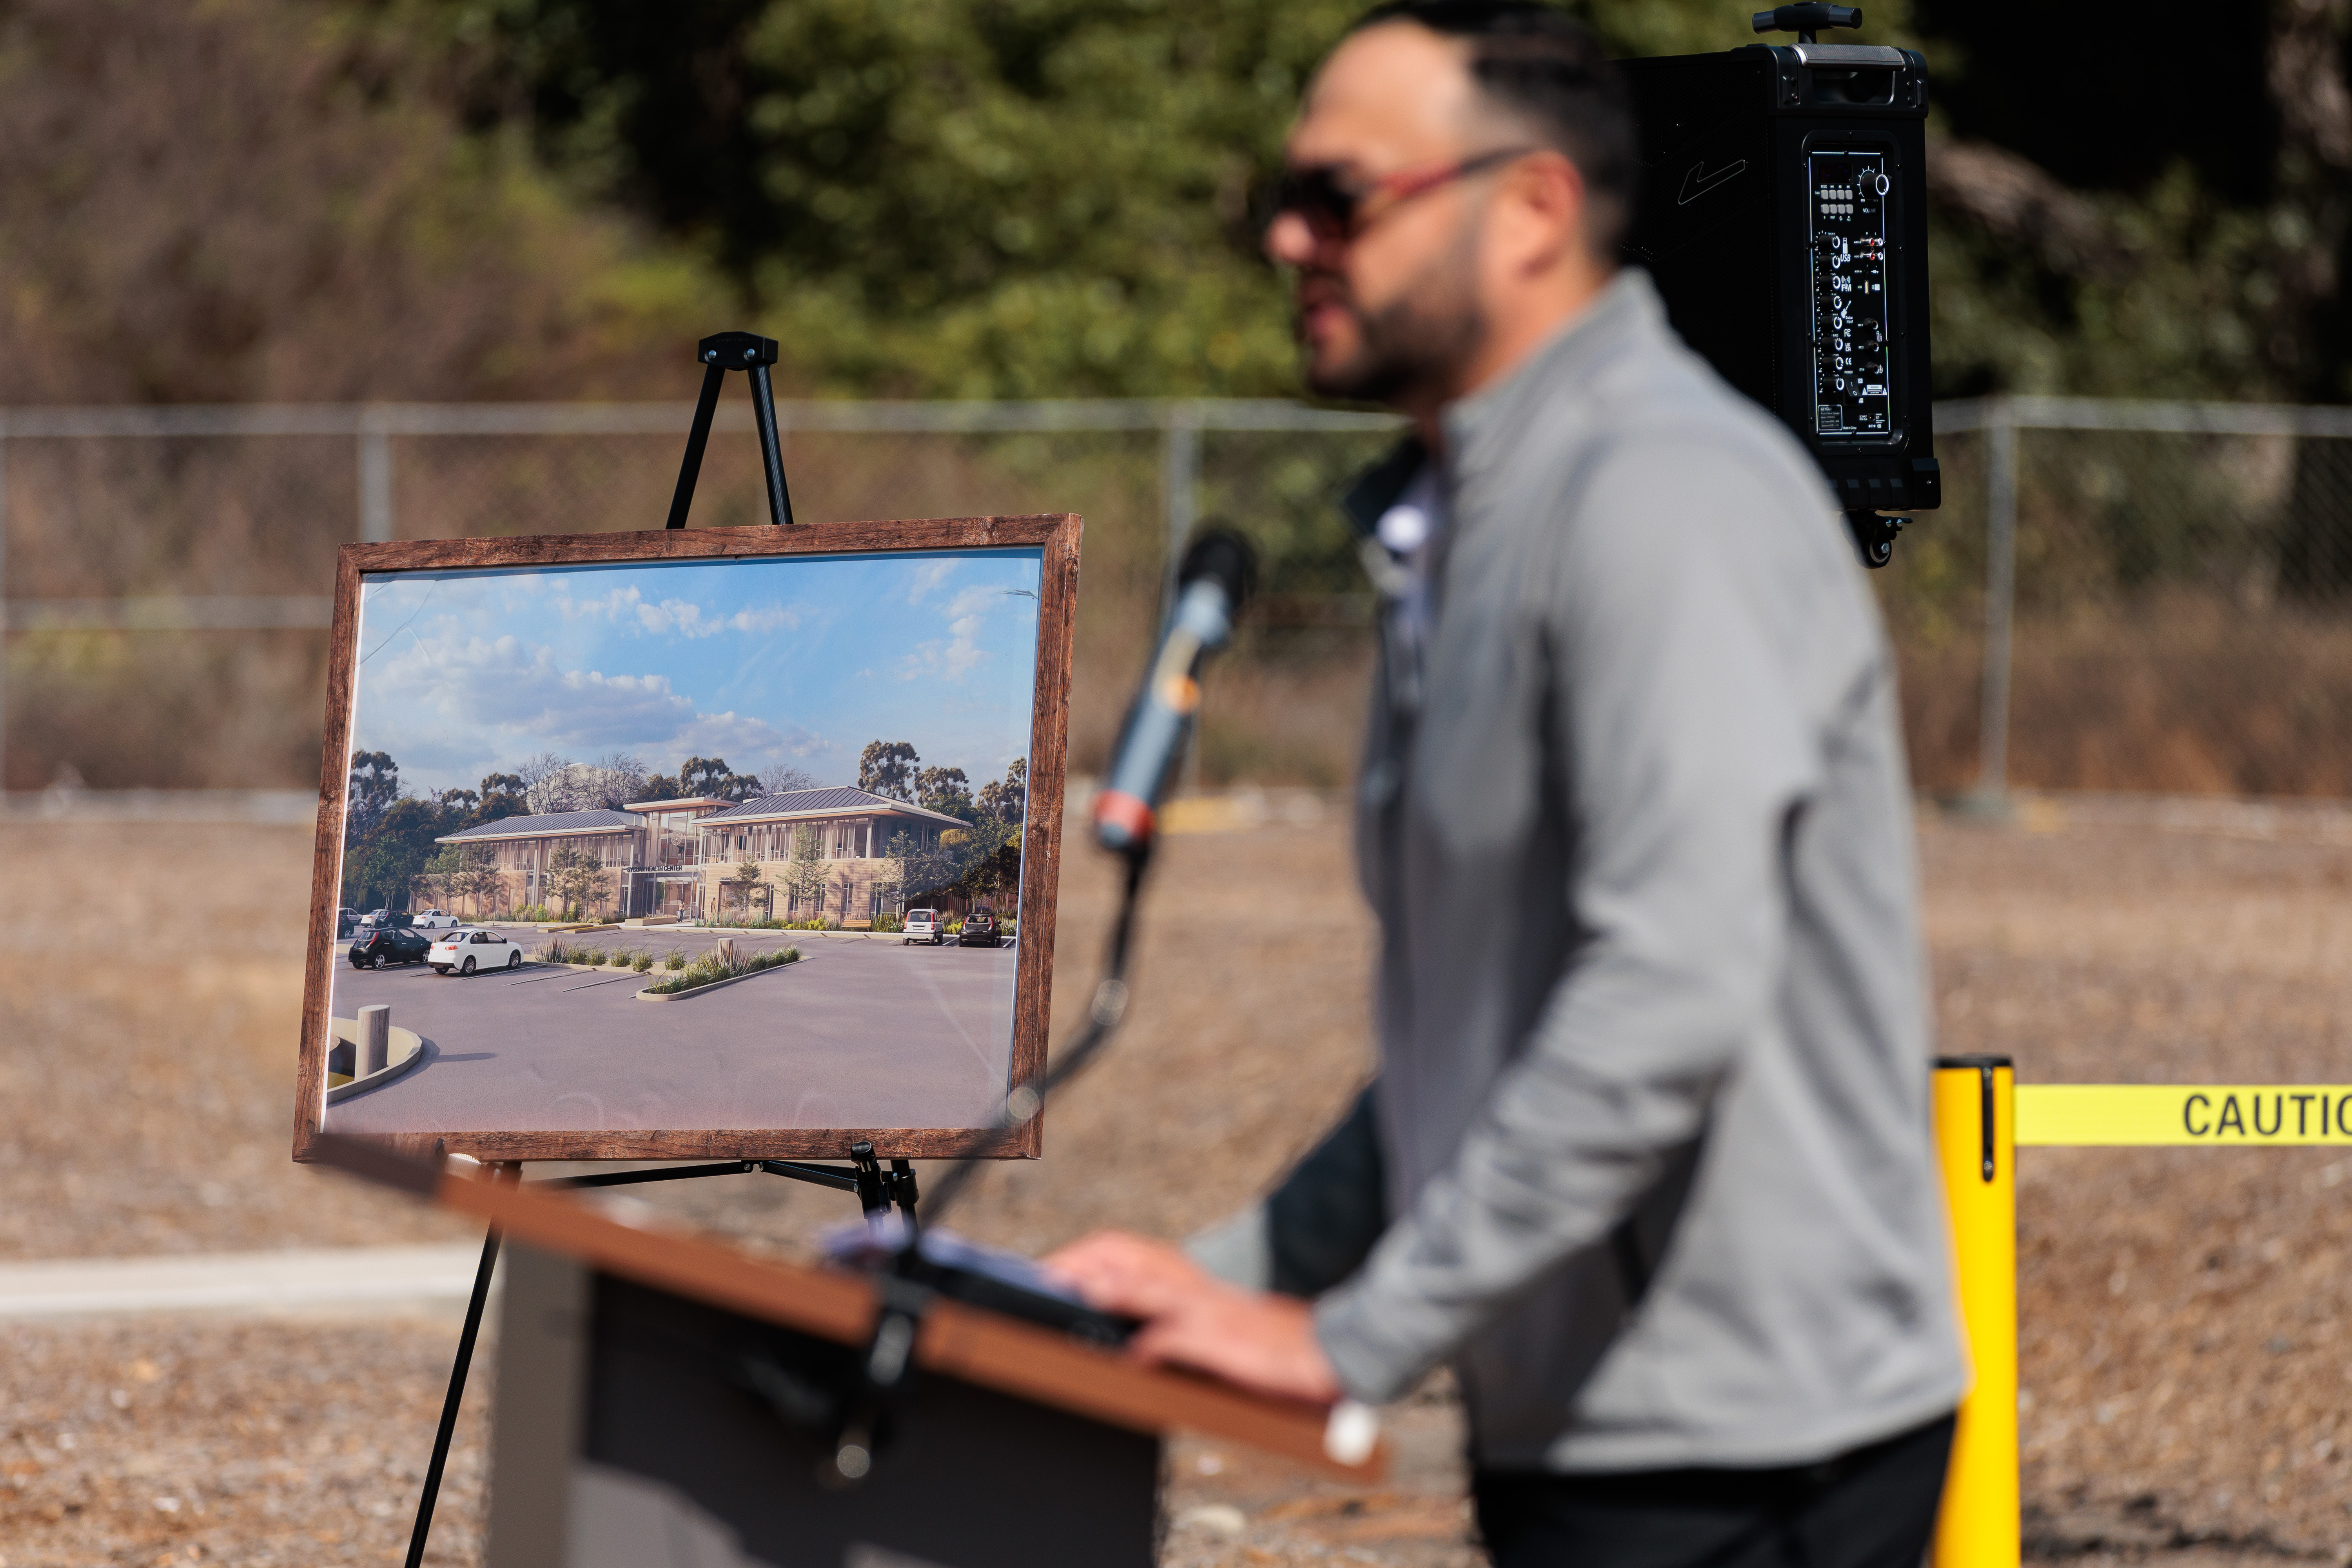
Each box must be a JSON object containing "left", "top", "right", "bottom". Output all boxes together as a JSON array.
[
  {"left": 428, "top": 0, "right": 2352, "bottom": 417},
  {"left": 0, "top": 0, "right": 719, "bottom": 402}
]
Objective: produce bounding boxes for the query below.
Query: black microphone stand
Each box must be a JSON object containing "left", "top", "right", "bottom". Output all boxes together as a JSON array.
[
  {"left": 823, "top": 543, "right": 1244, "bottom": 1483},
  {"left": 825, "top": 844, "right": 1154, "bottom": 1485}
]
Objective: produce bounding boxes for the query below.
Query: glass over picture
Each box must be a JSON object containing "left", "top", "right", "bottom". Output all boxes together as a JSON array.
[{"left": 323, "top": 547, "right": 1044, "bottom": 1136}]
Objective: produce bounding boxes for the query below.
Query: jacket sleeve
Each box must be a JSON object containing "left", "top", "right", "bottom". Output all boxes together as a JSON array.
[
  {"left": 1187, "top": 1085, "right": 1390, "bottom": 1298},
  {"left": 1312, "top": 448, "right": 1832, "bottom": 1403}
]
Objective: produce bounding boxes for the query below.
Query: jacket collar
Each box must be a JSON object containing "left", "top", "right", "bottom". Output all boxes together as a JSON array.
[{"left": 1440, "top": 268, "right": 1661, "bottom": 476}]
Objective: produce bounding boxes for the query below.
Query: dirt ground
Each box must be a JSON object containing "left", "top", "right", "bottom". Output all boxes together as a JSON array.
[{"left": 4, "top": 800, "right": 2352, "bottom": 1564}]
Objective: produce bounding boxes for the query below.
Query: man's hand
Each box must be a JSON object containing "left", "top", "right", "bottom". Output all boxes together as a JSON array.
[
  {"left": 1045, "top": 1229, "right": 1344, "bottom": 1405},
  {"left": 1042, "top": 1230, "right": 1212, "bottom": 1317}
]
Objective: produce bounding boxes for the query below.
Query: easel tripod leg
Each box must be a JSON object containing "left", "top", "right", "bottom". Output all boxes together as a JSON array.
[
  {"left": 406, "top": 1223, "right": 501, "bottom": 1568},
  {"left": 748, "top": 363, "right": 795, "bottom": 527}
]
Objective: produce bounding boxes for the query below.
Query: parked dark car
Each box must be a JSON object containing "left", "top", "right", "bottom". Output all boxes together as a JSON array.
[
  {"left": 348, "top": 926, "right": 431, "bottom": 969},
  {"left": 336, "top": 907, "right": 359, "bottom": 936},
  {"left": 957, "top": 909, "right": 1001, "bottom": 948}
]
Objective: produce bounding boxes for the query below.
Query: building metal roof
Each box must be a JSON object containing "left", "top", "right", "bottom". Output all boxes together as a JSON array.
[
  {"left": 695, "top": 786, "right": 970, "bottom": 828},
  {"left": 621, "top": 796, "right": 731, "bottom": 815},
  {"left": 435, "top": 808, "right": 641, "bottom": 843}
]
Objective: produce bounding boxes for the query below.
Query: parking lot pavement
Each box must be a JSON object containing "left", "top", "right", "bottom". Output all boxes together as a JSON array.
[
  {"left": 336, "top": 922, "right": 811, "bottom": 960},
  {"left": 321, "top": 933, "right": 1021, "bottom": 1135}
]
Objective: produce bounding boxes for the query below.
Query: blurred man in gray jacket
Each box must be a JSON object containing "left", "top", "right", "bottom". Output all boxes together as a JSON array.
[{"left": 1049, "top": 4, "right": 1965, "bottom": 1562}]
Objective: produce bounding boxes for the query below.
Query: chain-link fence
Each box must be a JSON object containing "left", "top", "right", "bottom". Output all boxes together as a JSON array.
[
  {"left": 4, "top": 396, "right": 2350, "bottom": 798},
  {"left": 0, "top": 401, "right": 1398, "bottom": 793},
  {"left": 1884, "top": 398, "right": 2352, "bottom": 800}
]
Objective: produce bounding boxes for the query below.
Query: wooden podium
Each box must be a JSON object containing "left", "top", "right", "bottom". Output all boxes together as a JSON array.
[{"left": 318, "top": 1148, "right": 1383, "bottom": 1568}]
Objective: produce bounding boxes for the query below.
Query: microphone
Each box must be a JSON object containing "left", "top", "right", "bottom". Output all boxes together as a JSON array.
[{"left": 1093, "top": 528, "right": 1257, "bottom": 856}]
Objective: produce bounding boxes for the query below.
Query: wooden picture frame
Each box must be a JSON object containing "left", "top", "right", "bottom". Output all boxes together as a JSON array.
[{"left": 292, "top": 514, "right": 1082, "bottom": 1165}]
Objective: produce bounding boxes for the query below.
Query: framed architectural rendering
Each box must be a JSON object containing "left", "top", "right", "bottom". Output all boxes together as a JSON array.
[{"left": 292, "top": 515, "right": 1081, "bottom": 1165}]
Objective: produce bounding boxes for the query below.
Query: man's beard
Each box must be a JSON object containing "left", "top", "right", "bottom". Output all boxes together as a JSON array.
[{"left": 1299, "top": 231, "right": 1487, "bottom": 405}]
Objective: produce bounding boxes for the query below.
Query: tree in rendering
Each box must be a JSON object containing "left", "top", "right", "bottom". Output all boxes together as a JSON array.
[
  {"left": 947, "top": 816, "right": 1020, "bottom": 905},
  {"left": 761, "top": 762, "right": 821, "bottom": 795},
  {"left": 915, "top": 764, "right": 974, "bottom": 821},
  {"left": 418, "top": 844, "right": 465, "bottom": 912},
  {"left": 546, "top": 844, "right": 607, "bottom": 920},
  {"left": 975, "top": 758, "right": 1028, "bottom": 825},
  {"left": 727, "top": 856, "right": 770, "bottom": 922},
  {"left": 682, "top": 757, "right": 767, "bottom": 802},
  {"left": 857, "top": 741, "right": 918, "bottom": 802},
  {"left": 883, "top": 827, "right": 952, "bottom": 912},
  {"left": 476, "top": 773, "right": 529, "bottom": 822},
  {"left": 347, "top": 750, "right": 400, "bottom": 845},
  {"left": 457, "top": 846, "right": 505, "bottom": 917},
  {"left": 871, "top": 838, "right": 907, "bottom": 917},
  {"left": 782, "top": 826, "right": 828, "bottom": 920}
]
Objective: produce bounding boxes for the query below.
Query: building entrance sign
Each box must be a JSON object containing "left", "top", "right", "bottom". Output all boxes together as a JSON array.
[{"left": 294, "top": 515, "right": 1080, "bottom": 1165}]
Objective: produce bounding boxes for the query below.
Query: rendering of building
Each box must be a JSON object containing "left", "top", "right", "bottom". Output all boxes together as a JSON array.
[{"left": 434, "top": 786, "right": 974, "bottom": 922}]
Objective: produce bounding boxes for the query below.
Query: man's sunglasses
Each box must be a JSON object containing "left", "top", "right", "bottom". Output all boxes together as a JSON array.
[{"left": 1256, "top": 146, "right": 1535, "bottom": 245}]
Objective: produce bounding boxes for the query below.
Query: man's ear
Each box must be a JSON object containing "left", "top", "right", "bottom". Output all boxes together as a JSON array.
[{"left": 1494, "top": 150, "right": 1587, "bottom": 274}]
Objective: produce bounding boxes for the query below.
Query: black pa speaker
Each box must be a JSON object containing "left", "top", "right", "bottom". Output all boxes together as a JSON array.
[{"left": 1620, "top": 11, "right": 1937, "bottom": 563}]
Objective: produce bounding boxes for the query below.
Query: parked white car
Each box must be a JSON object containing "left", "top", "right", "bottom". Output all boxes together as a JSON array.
[
  {"left": 901, "top": 909, "right": 944, "bottom": 946},
  {"left": 411, "top": 909, "right": 460, "bottom": 929},
  {"left": 430, "top": 928, "right": 524, "bottom": 976}
]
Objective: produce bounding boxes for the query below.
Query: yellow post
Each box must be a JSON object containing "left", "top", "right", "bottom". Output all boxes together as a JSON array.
[{"left": 1933, "top": 1055, "right": 2018, "bottom": 1568}]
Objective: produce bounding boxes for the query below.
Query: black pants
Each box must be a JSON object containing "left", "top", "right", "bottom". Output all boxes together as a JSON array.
[{"left": 1472, "top": 1414, "right": 1955, "bottom": 1568}]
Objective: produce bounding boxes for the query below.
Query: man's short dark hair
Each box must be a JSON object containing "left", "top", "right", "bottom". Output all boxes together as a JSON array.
[{"left": 1349, "top": 1, "right": 1636, "bottom": 252}]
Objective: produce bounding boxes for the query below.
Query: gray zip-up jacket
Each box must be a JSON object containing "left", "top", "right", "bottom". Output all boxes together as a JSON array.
[{"left": 1196, "top": 271, "right": 1965, "bottom": 1472}]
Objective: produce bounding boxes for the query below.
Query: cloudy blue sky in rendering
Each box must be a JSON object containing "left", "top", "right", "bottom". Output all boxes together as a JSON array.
[{"left": 349, "top": 549, "right": 1044, "bottom": 794}]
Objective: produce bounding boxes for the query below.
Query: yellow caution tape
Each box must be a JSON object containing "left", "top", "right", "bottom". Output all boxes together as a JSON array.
[{"left": 2015, "top": 1085, "right": 2352, "bottom": 1145}]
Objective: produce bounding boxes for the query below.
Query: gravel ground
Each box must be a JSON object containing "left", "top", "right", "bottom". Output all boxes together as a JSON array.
[
  {"left": 1, "top": 1312, "right": 487, "bottom": 1568},
  {"left": 4, "top": 802, "right": 2351, "bottom": 1564}
]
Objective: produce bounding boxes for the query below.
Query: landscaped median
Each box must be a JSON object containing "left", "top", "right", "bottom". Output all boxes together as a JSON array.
[
  {"left": 637, "top": 938, "right": 802, "bottom": 1002},
  {"left": 532, "top": 934, "right": 804, "bottom": 1002}
]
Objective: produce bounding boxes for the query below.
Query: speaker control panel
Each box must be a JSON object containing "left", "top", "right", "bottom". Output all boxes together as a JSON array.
[{"left": 1808, "top": 148, "right": 1895, "bottom": 442}]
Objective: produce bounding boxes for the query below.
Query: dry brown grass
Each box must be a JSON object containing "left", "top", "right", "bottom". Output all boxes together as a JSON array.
[{"left": 1899, "top": 601, "right": 2352, "bottom": 799}]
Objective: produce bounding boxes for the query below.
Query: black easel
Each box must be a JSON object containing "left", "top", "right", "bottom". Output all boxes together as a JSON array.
[{"left": 666, "top": 330, "right": 796, "bottom": 530}]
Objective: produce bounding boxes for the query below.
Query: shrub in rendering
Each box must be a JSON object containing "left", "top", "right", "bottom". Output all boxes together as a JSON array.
[{"left": 642, "top": 943, "right": 801, "bottom": 995}]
